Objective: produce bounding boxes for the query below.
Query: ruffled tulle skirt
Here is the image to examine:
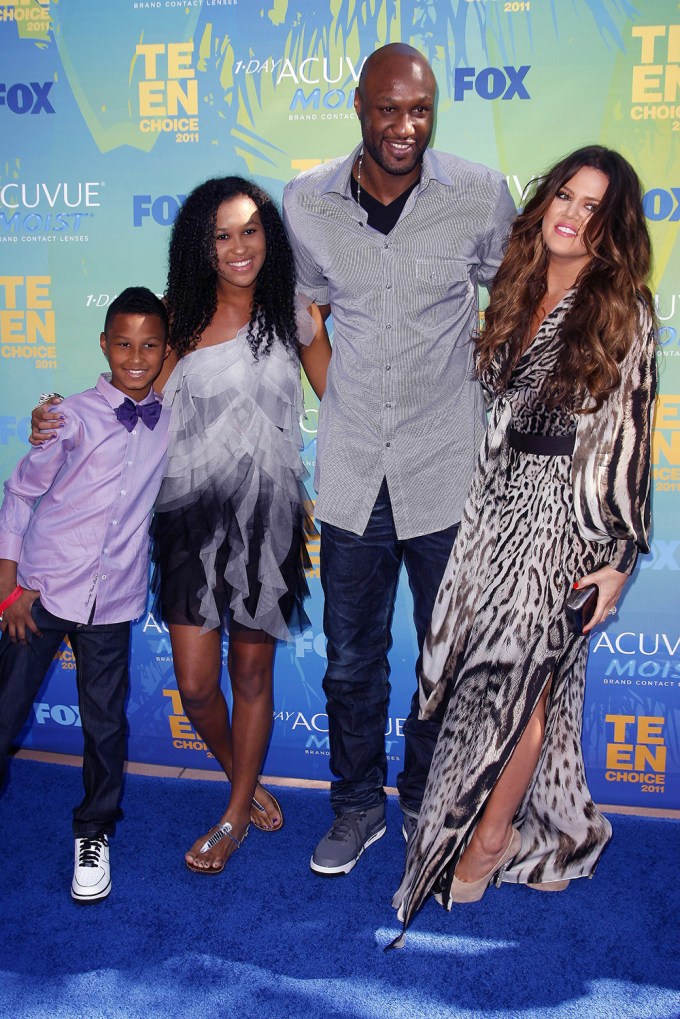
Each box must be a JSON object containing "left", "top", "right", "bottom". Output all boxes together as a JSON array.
[{"left": 151, "top": 452, "right": 314, "bottom": 640}]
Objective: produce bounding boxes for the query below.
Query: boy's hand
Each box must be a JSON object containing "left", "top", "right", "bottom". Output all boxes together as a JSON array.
[
  {"left": 30, "top": 397, "right": 64, "bottom": 446},
  {"left": 1, "top": 588, "right": 41, "bottom": 643}
]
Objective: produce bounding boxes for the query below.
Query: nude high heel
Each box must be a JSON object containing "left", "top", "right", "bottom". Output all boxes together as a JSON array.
[
  {"left": 527, "top": 879, "right": 570, "bottom": 892},
  {"left": 451, "top": 828, "right": 521, "bottom": 903}
]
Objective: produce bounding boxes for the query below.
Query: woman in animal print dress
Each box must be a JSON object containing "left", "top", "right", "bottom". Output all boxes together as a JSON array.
[{"left": 392, "top": 146, "right": 657, "bottom": 937}]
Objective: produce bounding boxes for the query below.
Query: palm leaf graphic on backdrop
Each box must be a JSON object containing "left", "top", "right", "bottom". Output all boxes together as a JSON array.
[
  {"left": 46, "top": 1, "right": 641, "bottom": 164},
  {"left": 192, "top": 0, "right": 639, "bottom": 180}
]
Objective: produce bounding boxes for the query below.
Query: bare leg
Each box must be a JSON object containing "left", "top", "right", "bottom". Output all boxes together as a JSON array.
[
  {"left": 455, "top": 681, "right": 551, "bottom": 884},
  {"left": 219, "top": 635, "right": 276, "bottom": 849},
  {"left": 168, "top": 622, "right": 282, "bottom": 832},
  {"left": 170, "top": 625, "right": 277, "bottom": 870}
]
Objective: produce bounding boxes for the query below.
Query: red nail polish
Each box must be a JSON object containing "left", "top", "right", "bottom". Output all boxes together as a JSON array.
[{"left": 573, "top": 582, "right": 579, "bottom": 589}]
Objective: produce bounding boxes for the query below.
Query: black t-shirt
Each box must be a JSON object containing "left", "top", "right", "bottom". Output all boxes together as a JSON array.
[{"left": 350, "top": 174, "right": 418, "bottom": 235}]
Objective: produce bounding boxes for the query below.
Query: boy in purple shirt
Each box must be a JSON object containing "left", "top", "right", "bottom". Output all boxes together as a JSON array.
[{"left": 0, "top": 287, "right": 169, "bottom": 903}]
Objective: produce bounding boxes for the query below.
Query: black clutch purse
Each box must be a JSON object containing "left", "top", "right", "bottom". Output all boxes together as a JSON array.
[{"left": 565, "top": 584, "right": 598, "bottom": 635}]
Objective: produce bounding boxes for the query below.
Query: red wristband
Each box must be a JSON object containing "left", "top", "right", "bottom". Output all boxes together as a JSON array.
[{"left": 0, "top": 585, "right": 24, "bottom": 616}]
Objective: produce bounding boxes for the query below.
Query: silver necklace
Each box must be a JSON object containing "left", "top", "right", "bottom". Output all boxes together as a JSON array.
[{"left": 355, "top": 148, "right": 363, "bottom": 208}]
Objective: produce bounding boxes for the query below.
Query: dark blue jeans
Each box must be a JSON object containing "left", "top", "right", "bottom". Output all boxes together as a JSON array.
[
  {"left": 321, "top": 480, "right": 458, "bottom": 816},
  {"left": 0, "top": 600, "right": 130, "bottom": 837}
]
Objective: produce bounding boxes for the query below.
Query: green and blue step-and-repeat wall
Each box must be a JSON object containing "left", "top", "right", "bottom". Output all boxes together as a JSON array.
[{"left": 1, "top": 0, "right": 679, "bottom": 808}]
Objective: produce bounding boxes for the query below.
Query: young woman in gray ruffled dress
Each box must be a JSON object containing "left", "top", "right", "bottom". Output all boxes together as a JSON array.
[
  {"left": 392, "top": 147, "right": 656, "bottom": 936},
  {"left": 151, "top": 177, "right": 330, "bottom": 873}
]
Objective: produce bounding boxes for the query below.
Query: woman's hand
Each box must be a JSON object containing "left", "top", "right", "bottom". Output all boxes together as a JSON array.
[
  {"left": 29, "top": 397, "right": 64, "bottom": 446},
  {"left": 574, "top": 564, "right": 629, "bottom": 634}
]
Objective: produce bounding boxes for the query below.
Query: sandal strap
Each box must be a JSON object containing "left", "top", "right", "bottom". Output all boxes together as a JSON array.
[{"left": 199, "top": 820, "right": 249, "bottom": 854}]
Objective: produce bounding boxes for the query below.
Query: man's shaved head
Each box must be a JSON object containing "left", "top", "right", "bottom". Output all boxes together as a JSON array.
[{"left": 358, "top": 43, "right": 437, "bottom": 99}]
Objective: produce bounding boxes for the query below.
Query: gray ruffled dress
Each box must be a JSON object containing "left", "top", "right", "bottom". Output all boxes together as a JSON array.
[{"left": 151, "top": 299, "right": 316, "bottom": 640}]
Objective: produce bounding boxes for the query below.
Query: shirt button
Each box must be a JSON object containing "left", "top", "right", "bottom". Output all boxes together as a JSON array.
[
  {"left": 385, "top": 324, "right": 392, "bottom": 330},
  {"left": 385, "top": 364, "right": 391, "bottom": 371},
  {"left": 384, "top": 242, "right": 389, "bottom": 249},
  {"left": 101, "top": 575, "right": 107, "bottom": 580},
  {"left": 120, "top": 490, "right": 126, "bottom": 496},
  {"left": 385, "top": 442, "right": 391, "bottom": 448},
  {"left": 103, "top": 547, "right": 109, "bottom": 554},
  {"left": 386, "top": 284, "right": 392, "bottom": 290},
  {"left": 112, "top": 519, "right": 118, "bottom": 526},
  {"left": 127, "top": 460, "right": 133, "bottom": 467},
  {"left": 384, "top": 402, "right": 392, "bottom": 408},
  {"left": 131, "top": 429, "right": 137, "bottom": 435},
  {"left": 429, "top": 272, "right": 436, "bottom": 280}
]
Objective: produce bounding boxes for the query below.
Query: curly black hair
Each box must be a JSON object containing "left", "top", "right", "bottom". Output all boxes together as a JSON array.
[{"left": 165, "top": 176, "right": 299, "bottom": 360}]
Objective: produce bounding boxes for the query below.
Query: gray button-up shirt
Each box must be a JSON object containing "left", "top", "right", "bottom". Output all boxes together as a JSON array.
[{"left": 283, "top": 144, "right": 516, "bottom": 539}]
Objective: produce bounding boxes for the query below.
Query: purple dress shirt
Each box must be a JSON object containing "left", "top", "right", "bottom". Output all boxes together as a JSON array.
[{"left": 0, "top": 374, "right": 169, "bottom": 624}]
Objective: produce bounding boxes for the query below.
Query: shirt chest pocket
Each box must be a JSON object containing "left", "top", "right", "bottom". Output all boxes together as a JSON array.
[{"left": 416, "top": 258, "right": 470, "bottom": 290}]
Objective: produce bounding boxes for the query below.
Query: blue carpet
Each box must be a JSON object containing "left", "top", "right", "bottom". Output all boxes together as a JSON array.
[{"left": 1, "top": 758, "right": 679, "bottom": 1019}]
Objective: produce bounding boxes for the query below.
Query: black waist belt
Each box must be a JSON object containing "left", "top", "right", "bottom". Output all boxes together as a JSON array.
[{"left": 507, "top": 427, "right": 576, "bottom": 456}]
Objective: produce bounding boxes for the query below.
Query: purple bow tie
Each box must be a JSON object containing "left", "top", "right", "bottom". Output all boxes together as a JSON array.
[{"left": 115, "top": 397, "right": 162, "bottom": 432}]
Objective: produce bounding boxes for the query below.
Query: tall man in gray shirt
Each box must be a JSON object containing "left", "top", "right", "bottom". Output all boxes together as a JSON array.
[{"left": 283, "top": 42, "right": 516, "bottom": 876}]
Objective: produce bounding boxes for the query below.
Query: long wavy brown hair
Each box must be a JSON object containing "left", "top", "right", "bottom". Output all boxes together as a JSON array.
[{"left": 477, "top": 146, "right": 655, "bottom": 412}]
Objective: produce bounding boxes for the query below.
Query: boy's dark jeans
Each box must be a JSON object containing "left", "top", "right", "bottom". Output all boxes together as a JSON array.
[{"left": 0, "top": 599, "right": 130, "bottom": 837}]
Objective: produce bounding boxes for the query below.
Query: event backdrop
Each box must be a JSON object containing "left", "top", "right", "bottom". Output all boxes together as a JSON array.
[{"left": 1, "top": 0, "right": 679, "bottom": 809}]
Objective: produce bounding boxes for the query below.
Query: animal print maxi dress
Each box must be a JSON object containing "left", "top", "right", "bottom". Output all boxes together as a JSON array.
[{"left": 392, "top": 295, "right": 656, "bottom": 932}]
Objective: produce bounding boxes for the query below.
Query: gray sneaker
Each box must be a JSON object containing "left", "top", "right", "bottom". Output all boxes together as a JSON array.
[
  {"left": 402, "top": 812, "right": 418, "bottom": 844},
  {"left": 310, "top": 805, "right": 386, "bottom": 876}
]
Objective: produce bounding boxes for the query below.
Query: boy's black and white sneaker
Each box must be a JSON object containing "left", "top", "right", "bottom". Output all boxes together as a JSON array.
[{"left": 71, "top": 834, "right": 111, "bottom": 903}]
